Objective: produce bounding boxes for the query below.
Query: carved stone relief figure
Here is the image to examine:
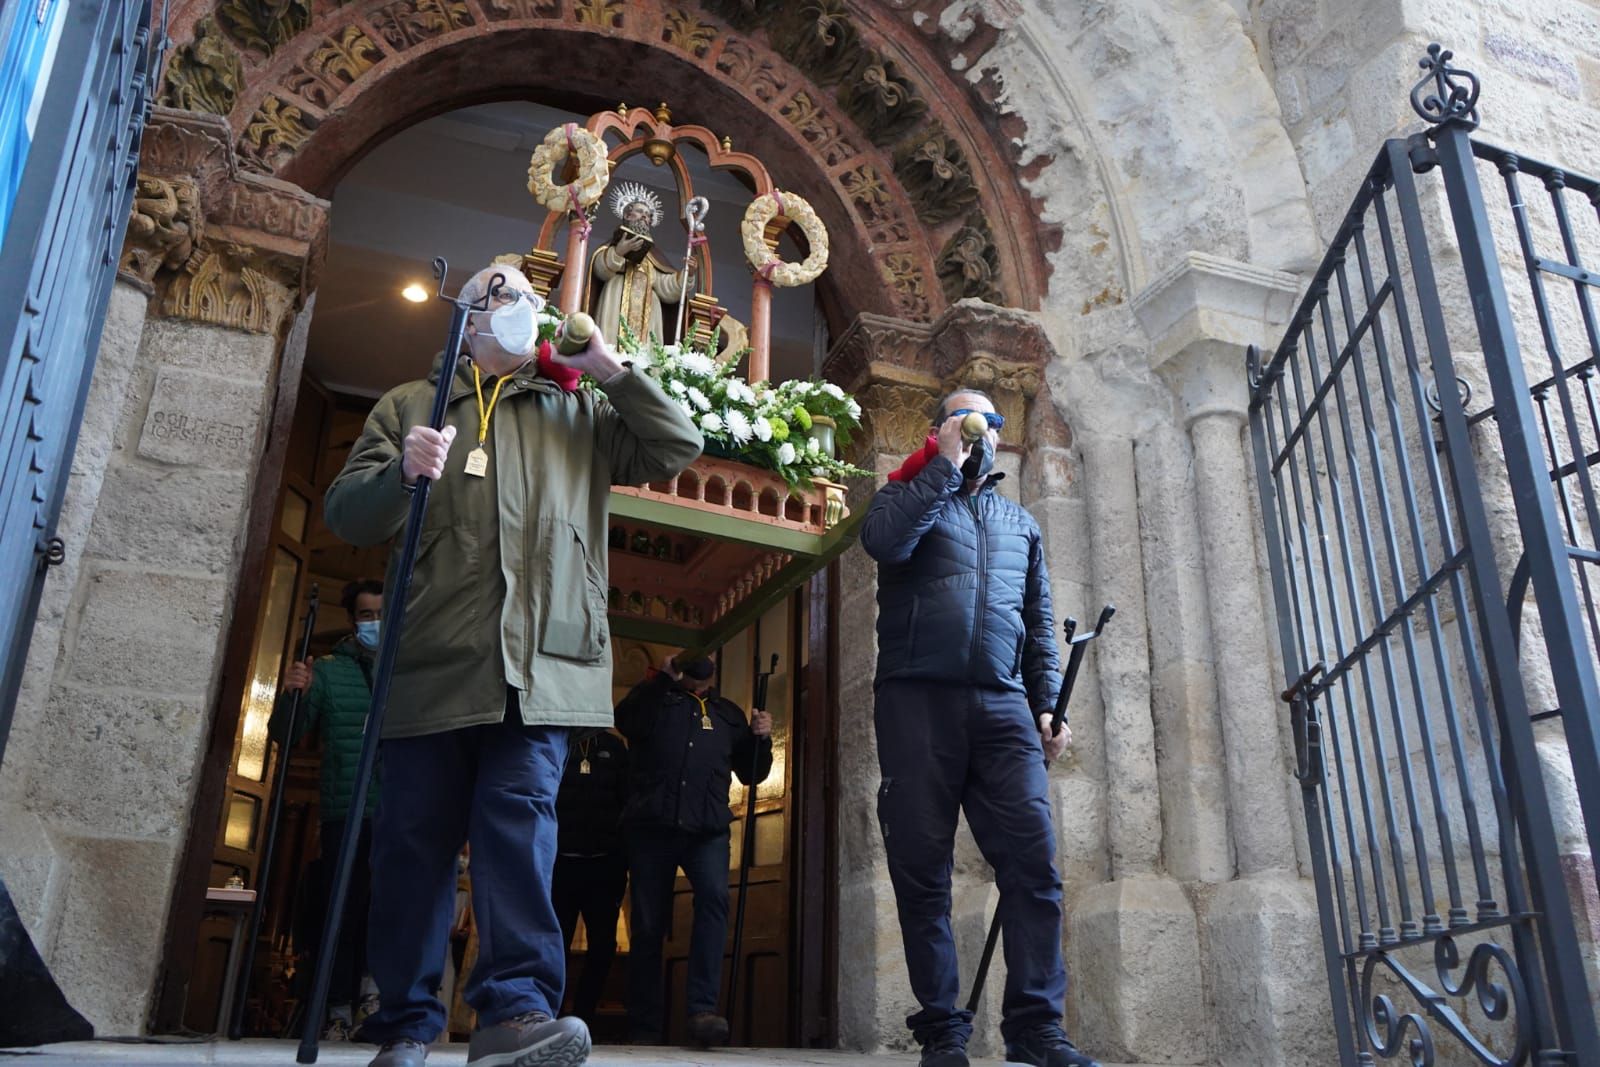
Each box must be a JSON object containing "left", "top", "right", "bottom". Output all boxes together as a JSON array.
[
  {"left": 159, "top": 17, "right": 244, "bottom": 116},
  {"left": 120, "top": 177, "right": 203, "bottom": 285}
]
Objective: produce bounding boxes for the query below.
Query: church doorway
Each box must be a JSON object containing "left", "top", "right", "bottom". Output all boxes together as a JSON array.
[{"left": 152, "top": 97, "right": 842, "bottom": 1048}]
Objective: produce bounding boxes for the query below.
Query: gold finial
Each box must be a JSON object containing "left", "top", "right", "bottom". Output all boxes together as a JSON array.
[
  {"left": 654, "top": 101, "right": 672, "bottom": 124},
  {"left": 616, "top": 102, "right": 628, "bottom": 116},
  {"left": 721, "top": 135, "right": 732, "bottom": 152}
]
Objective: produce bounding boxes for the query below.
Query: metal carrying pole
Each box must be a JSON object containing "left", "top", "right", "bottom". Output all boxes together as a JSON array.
[
  {"left": 725, "top": 651, "right": 778, "bottom": 1037},
  {"left": 965, "top": 605, "right": 1114, "bottom": 1015},
  {"left": 228, "top": 585, "right": 319, "bottom": 1039},
  {"left": 297, "top": 259, "right": 493, "bottom": 1064}
]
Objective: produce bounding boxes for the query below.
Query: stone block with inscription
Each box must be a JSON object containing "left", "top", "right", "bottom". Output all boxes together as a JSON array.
[{"left": 137, "top": 367, "right": 259, "bottom": 469}]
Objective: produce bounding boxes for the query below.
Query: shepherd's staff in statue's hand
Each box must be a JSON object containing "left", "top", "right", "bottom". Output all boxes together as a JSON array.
[
  {"left": 673, "top": 196, "right": 708, "bottom": 343},
  {"left": 297, "top": 259, "right": 494, "bottom": 1065},
  {"left": 965, "top": 605, "right": 1115, "bottom": 1018},
  {"left": 229, "top": 585, "right": 320, "bottom": 1040}
]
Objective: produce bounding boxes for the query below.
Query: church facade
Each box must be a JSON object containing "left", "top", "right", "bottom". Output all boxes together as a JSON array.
[{"left": 3, "top": 2, "right": 1599, "bottom": 1064}]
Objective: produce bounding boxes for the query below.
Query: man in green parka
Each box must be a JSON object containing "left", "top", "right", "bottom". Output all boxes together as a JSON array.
[
  {"left": 272, "top": 577, "right": 384, "bottom": 1040},
  {"left": 322, "top": 264, "right": 702, "bottom": 1067}
]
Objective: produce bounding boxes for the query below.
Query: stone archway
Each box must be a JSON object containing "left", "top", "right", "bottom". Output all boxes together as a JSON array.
[{"left": 153, "top": 0, "right": 1069, "bottom": 327}]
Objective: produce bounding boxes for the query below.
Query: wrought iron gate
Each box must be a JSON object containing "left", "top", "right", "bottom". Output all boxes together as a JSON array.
[
  {"left": 1249, "top": 47, "right": 1600, "bottom": 1065},
  {"left": 0, "top": 0, "right": 156, "bottom": 769}
]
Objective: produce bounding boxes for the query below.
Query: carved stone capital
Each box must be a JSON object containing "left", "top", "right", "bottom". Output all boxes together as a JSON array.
[
  {"left": 120, "top": 176, "right": 204, "bottom": 286},
  {"left": 824, "top": 301, "right": 1063, "bottom": 461},
  {"left": 1133, "top": 252, "right": 1299, "bottom": 423},
  {"left": 129, "top": 107, "right": 330, "bottom": 332}
]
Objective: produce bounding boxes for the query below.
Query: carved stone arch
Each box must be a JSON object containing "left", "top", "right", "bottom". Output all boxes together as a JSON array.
[{"left": 155, "top": 0, "right": 1087, "bottom": 325}]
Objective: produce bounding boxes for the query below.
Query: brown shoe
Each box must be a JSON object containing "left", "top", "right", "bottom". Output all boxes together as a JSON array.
[{"left": 686, "top": 1012, "right": 730, "bottom": 1047}]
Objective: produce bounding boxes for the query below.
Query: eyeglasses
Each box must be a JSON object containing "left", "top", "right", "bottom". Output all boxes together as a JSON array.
[
  {"left": 947, "top": 408, "right": 1006, "bottom": 431},
  {"left": 479, "top": 285, "right": 543, "bottom": 311}
]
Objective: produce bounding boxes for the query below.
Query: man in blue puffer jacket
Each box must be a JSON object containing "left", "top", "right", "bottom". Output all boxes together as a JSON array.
[{"left": 861, "top": 390, "right": 1098, "bottom": 1067}]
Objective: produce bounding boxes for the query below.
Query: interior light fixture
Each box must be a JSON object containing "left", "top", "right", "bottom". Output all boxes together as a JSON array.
[{"left": 401, "top": 283, "right": 428, "bottom": 303}]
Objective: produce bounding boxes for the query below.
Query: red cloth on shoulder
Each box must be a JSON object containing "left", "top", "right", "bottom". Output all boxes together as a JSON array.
[
  {"left": 534, "top": 340, "right": 581, "bottom": 391},
  {"left": 887, "top": 433, "right": 941, "bottom": 482}
]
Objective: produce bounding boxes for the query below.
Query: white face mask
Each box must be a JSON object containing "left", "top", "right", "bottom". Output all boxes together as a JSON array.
[{"left": 486, "top": 295, "right": 538, "bottom": 357}]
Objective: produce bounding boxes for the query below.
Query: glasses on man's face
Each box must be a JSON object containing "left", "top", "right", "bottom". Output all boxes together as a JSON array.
[
  {"left": 478, "top": 285, "right": 541, "bottom": 311},
  {"left": 948, "top": 408, "right": 1006, "bottom": 431}
]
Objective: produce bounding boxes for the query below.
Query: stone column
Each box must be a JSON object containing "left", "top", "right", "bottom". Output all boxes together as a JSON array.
[
  {"left": 1137, "top": 251, "right": 1336, "bottom": 1065},
  {"left": 0, "top": 107, "right": 327, "bottom": 1034}
]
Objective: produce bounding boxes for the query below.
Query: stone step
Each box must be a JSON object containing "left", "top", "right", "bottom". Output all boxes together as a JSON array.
[{"left": 1, "top": 1040, "right": 1191, "bottom": 1067}]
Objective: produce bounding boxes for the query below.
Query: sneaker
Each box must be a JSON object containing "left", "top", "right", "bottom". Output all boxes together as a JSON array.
[
  {"left": 919, "top": 1032, "right": 970, "bottom": 1067},
  {"left": 686, "top": 1012, "right": 730, "bottom": 1048},
  {"left": 1004, "top": 1024, "right": 1100, "bottom": 1067},
  {"left": 369, "top": 1038, "right": 428, "bottom": 1067},
  {"left": 466, "top": 1011, "right": 591, "bottom": 1067}
]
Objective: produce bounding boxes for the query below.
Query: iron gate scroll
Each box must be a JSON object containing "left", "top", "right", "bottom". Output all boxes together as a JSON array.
[{"left": 1249, "top": 47, "right": 1600, "bottom": 1066}]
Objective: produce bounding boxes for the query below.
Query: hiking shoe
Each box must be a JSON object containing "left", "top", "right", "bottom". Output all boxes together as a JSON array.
[
  {"left": 919, "top": 1032, "right": 970, "bottom": 1067},
  {"left": 1004, "top": 1025, "right": 1100, "bottom": 1067},
  {"left": 686, "top": 1012, "right": 730, "bottom": 1047},
  {"left": 467, "top": 1011, "right": 590, "bottom": 1067},
  {"left": 368, "top": 1039, "right": 428, "bottom": 1067}
]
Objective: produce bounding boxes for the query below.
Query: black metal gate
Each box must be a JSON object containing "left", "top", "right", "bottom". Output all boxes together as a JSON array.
[
  {"left": 1249, "top": 47, "right": 1600, "bottom": 1065},
  {"left": 0, "top": 0, "right": 156, "bottom": 769}
]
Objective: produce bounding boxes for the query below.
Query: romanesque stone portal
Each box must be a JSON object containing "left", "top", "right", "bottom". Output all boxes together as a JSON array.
[{"left": 3, "top": 1, "right": 1599, "bottom": 1063}]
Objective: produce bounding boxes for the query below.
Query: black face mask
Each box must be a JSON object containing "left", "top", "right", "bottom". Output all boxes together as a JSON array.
[{"left": 962, "top": 436, "right": 995, "bottom": 481}]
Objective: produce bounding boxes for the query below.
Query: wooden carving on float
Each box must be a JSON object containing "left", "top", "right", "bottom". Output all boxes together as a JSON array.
[{"left": 523, "top": 101, "right": 809, "bottom": 384}]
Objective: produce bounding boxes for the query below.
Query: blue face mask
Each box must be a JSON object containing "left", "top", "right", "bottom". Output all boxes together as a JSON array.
[{"left": 355, "top": 620, "right": 380, "bottom": 650}]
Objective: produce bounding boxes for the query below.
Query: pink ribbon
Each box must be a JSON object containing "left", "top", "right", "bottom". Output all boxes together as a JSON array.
[{"left": 564, "top": 123, "right": 592, "bottom": 241}]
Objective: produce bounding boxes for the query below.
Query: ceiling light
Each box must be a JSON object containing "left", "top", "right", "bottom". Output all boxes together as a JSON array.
[{"left": 401, "top": 283, "right": 428, "bottom": 303}]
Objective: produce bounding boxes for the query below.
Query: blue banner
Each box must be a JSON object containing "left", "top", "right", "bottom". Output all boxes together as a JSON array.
[{"left": 0, "top": 0, "right": 69, "bottom": 243}]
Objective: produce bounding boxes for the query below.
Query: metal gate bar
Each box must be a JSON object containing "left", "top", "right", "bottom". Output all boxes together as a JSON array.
[{"left": 1248, "top": 45, "right": 1600, "bottom": 1066}]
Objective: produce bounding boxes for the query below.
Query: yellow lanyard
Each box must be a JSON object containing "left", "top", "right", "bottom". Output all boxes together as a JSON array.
[{"left": 472, "top": 362, "right": 510, "bottom": 449}]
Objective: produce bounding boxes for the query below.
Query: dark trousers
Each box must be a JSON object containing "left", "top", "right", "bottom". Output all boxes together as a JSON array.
[
  {"left": 319, "top": 817, "right": 372, "bottom": 1010},
  {"left": 874, "top": 679, "right": 1067, "bottom": 1046},
  {"left": 363, "top": 698, "right": 570, "bottom": 1043},
  {"left": 625, "top": 826, "right": 730, "bottom": 1037},
  {"left": 552, "top": 851, "right": 628, "bottom": 1022}
]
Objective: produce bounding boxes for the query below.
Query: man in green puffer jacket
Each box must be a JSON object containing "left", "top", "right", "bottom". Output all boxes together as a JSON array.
[{"left": 271, "top": 578, "right": 384, "bottom": 1040}]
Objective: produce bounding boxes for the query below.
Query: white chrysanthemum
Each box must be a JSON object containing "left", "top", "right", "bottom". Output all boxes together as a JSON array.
[
  {"left": 846, "top": 398, "right": 861, "bottom": 419},
  {"left": 725, "top": 409, "right": 753, "bottom": 444},
  {"left": 700, "top": 412, "right": 724, "bottom": 433},
  {"left": 777, "top": 442, "right": 797, "bottom": 465},
  {"left": 687, "top": 386, "right": 711, "bottom": 411},
  {"left": 677, "top": 399, "right": 695, "bottom": 418},
  {"left": 806, "top": 437, "right": 821, "bottom": 454},
  {"left": 757, "top": 389, "right": 775, "bottom": 405},
  {"left": 726, "top": 380, "right": 756, "bottom": 405},
  {"left": 752, "top": 417, "right": 773, "bottom": 442},
  {"left": 678, "top": 352, "right": 717, "bottom": 377},
  {"left": 822, "top": 382, "right": 845, "bottom": 400},
  {"left": 668, "top": 380, "right": 687, "bottom": 396}
]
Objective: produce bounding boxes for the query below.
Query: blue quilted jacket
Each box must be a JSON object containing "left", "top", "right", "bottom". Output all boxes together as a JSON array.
[{"left": 860, "top": 454, "right": 1063, "bottom": 716}]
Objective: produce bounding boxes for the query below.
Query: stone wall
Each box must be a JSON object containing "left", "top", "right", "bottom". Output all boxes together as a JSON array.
[{"left": 0, "top": 287, "right": 282, "bottom": 1033}]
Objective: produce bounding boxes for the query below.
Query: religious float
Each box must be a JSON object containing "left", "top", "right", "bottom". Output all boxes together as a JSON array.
[{"left": 514, "top": 102, "right": 868, "bottom": 652}]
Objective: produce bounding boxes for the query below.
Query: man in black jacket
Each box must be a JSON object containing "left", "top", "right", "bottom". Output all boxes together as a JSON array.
[
  {"left": 551, "top": 729, "right": 629, "bottom": 1026},
  {"left": 860, "top": 390, "right": 1097, "bottom": 1067},
  {"left": 616, "top": 653, "right": 772, "bottom": 1048}
]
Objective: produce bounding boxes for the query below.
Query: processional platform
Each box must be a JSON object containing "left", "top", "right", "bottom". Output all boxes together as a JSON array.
[{"left": 517, "top": 101, "right": 858, "bottom": 652}]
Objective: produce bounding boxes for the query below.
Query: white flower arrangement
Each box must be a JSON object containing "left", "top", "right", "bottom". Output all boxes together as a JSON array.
[{"left": 589, "top": 325, "right": 870, "bottom": 487}]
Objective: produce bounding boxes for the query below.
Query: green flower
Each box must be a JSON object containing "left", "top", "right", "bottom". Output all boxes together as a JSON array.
[
  {"left": 769, "top": 418, "right": 790, "bottom": 442},
  {"left": 792, "top": 406, "right": 812, "bottom": 430}
]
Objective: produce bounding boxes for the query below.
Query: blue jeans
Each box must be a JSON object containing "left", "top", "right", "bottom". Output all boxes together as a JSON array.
[
  {"left": 625, "top": 826, "right": 730, "bottom": 1037},
  {"left": 363, "top": 695, "right": 570, "bottom": 1042},
  {"left": 874, "top": 679, "right": 1067, "bottom": 1046}
]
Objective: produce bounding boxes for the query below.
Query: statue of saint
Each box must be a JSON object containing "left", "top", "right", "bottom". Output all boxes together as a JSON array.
[{"left": 590, "top": 182, "right": 698, "bottom": 345}]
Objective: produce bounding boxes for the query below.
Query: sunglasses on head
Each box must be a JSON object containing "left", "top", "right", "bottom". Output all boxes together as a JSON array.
[{"left": 945, "top": 408, "right": 1006, "bottom": 430}]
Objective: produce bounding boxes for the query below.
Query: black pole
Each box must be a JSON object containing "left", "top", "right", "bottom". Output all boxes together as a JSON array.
[
  {"left": 726, "top": 652, "right": 777, "bottom": 1038},
  {"left": 966, "top": 607, "right": 1113, "bottom": 1015},
  {"left": 228, "top": 585, "right": 320, "bottom": 1039},
  {"left": 297, "top": 259, "right": 495, "bottom": 1064}
]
